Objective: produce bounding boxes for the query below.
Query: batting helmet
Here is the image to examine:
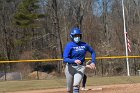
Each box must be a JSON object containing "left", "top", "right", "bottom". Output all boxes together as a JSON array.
[{"left": 70, "top": 27, "right": 82, "bottom": 39}]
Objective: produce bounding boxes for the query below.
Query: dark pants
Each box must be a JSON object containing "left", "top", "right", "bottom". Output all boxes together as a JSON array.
[{"left": 82, "top": 74, "right": 87, "bottom": 88}]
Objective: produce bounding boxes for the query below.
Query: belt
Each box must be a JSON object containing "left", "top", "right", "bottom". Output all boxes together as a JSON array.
[{"left": 68, "top": 63, "right": 83, "bottom": 66}]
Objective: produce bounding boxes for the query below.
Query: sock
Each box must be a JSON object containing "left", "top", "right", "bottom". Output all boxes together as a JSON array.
[{"left": 73, "top": 86, "right": 79, "bottom": 93}]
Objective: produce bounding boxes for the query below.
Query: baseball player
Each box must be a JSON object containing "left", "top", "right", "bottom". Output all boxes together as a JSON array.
[{"left": 63, "top": 27, "right": 96, "bottom": 93}]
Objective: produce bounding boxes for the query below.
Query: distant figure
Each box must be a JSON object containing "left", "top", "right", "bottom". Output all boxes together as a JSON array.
[
  {"left": 81, "top": 60, "right": 93, "bottom": 90},
  {"left": 63, "top": 27, "right": 96, "bottom": 93},
  {"left": 81, "top": 74, "right": 87, "bottom": 90}
]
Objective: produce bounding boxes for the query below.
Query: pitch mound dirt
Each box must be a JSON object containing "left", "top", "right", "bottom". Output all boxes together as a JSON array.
[{"left": 7, "top": 83, "right": 140, "bottom": 93}]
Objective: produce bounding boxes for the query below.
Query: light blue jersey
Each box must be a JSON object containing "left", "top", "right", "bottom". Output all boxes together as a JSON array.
[{"left": 63, "top": 41, "right": 96, "bottom": 65}]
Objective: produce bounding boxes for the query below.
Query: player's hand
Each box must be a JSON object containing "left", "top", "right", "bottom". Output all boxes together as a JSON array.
[
  {"left": 74, "top": 60, "right": 82, "bottom": 65},
  {"left": 86, "top": 65, "right": 92, "bottom": 69},
  {"left": 90, "top": 63, "right": 96, "bottom": 70}
]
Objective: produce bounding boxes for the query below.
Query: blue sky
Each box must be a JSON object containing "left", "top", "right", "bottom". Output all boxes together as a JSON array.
[{"left": 92, "top": 0, "right": 113, "bottom": 16}]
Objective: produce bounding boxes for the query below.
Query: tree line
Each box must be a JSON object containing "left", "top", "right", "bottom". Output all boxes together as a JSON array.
[{"left": 0, "top": 0, "right": 140, "bottom": 75}]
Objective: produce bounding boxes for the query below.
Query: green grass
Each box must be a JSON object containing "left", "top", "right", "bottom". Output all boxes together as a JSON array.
[
  {"left": 87, "top": 76, "right": 140, "bottom": 86},
  {"left": 0, "top": 76, "right": 140, "bottom": 92}
]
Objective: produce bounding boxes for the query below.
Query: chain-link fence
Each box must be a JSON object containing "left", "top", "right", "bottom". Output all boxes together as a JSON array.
[{"left": 0, "top": 56, "right": 140, "bottom": 81}]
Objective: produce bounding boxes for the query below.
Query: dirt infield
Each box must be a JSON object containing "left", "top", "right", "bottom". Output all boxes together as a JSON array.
[{"left": 7, "top": 83, "right": 140, "bottom": 93}]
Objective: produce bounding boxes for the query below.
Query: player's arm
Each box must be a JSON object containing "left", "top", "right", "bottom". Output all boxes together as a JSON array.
[
  {"left": 86, "top": 44, "right": 96, "bottom": 69},
  {"left": 63, "top": 44, "right": 75, "bottom": 64}
]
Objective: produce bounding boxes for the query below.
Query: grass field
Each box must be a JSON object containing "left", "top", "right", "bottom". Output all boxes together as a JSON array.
[{"left": 0, "top": 76, "right": 140, "bottom": 92}]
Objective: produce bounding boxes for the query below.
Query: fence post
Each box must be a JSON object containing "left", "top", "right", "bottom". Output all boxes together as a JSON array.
[
  {"left": 134, "top": 58, "right": 137, "bottom": 75},
  {"left": 101, "top": 59, "right": 103, "bottom": 76},
  {"left": 36, "top": 62, "right": 39, "bottom": 80},
  {"left": 4, "top": 63, "right": 7, "bottom": 81},
  {"left": 20, "top": 72, "right": 23, "bottom": 80}
]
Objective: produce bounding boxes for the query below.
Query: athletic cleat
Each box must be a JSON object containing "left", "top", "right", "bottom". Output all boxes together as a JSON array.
[{"left": 81, "top": 88, "right": 89, "bottom": 91}]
